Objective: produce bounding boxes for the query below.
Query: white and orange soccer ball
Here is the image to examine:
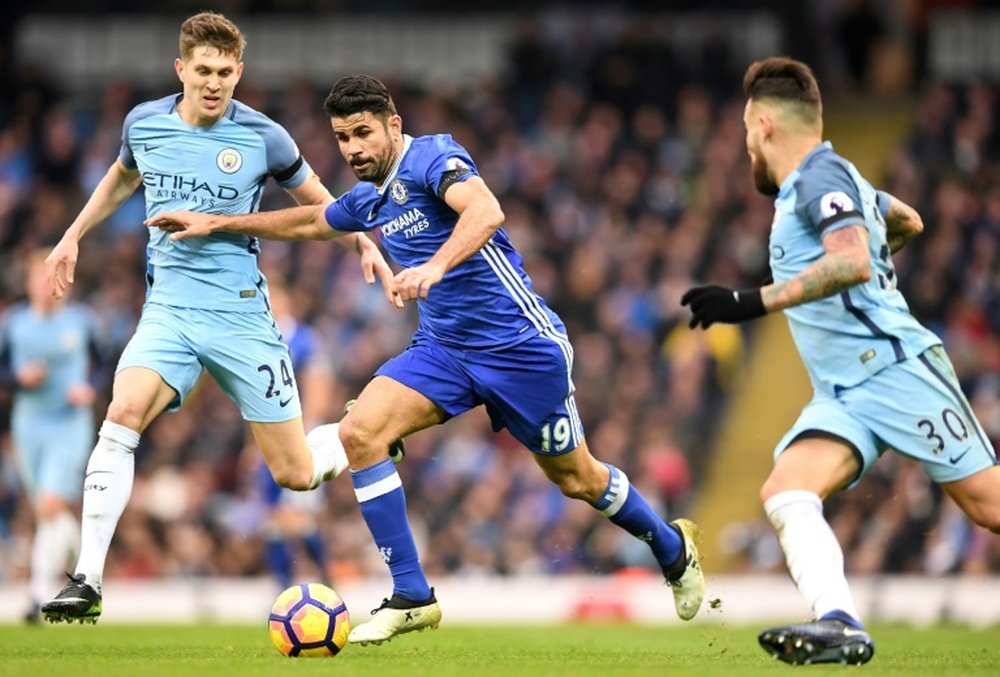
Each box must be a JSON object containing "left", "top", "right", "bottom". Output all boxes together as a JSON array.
[{"left": 267, "top": 583, "right": 351, "bottom": 657}]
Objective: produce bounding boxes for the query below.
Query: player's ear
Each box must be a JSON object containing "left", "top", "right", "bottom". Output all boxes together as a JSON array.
[
  {"left": 174, "top": 58, "right": 184, "bottom": 83},
  {"left": 759, "top": 113, "right": 774, "bottom": 141},
  {"left": 234, "top": 61, "right": 245, "bottom": 83},
  {"left": 388, "top": 114, "right": 402, "bottom": 136}
]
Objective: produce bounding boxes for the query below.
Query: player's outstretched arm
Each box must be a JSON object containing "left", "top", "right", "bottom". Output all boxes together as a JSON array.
[
  {"left": 147, "top": 204, "right": 335, "bottom": 242},
  {"left": 682, "top": 225, "right": 871, "bottom": 329},
  {"left": 878, "top": 191, "right": 924, "bottom": 253},
  {"left": 285, "top": 172, "right": 398, "bottom": 300},
  {"left": 48, "top": 159, "right": 141, "bottom": 299},
  {"left": 393, "top": 176, "right": 504, "bottom": 302},
  {"left": 147, "top": 205, "right": 403, "bottom": 308}
]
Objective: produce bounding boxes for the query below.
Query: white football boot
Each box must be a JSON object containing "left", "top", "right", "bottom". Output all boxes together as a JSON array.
[
  {"left": 667, "top": 518, "right": 705, "bottom": 621},
  {"left": 348, "top": 590, "right": 442, "bottom": 645}
]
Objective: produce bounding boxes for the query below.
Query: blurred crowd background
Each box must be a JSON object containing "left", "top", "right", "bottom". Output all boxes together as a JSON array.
[{"left": 1, "top": 0, "right": 998, "bottom": 594}]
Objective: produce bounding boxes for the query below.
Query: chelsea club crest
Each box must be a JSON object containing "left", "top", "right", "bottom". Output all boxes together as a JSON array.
[
  {"left": 216, "top": 148, "right": 243, "bottom": 174},
  {"left": 389, "top": 179, "right": 408, "bottom": 205}
]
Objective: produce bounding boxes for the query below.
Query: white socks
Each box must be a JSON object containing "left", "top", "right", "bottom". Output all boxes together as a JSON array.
[
  {"left": 30, "top": 511, "right": 79, "bottom": 604},
  {"left": 764, "top": 489, "right": 860, "bottom": 621},
  {"left": 305, "top": 422, "right": 350, "bottom": 488},
  {"left": 75, "top": 421, "right": 140, "bottom": 589}
]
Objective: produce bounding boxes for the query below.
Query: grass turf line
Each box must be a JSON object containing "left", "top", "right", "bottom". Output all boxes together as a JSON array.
[{"left": 1, "top": 623, "right": 998, "bottom": 676}]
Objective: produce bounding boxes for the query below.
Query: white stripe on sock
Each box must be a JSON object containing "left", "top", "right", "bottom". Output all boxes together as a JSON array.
[{"left": 354, "top": 472, "right": 403, "bottom": 503}]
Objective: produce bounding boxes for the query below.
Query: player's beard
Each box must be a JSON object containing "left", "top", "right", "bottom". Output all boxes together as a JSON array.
[
  {"left": 353, "top": 137, "right": 398, "bottom": 184},
  {"left": 751, "top": 153, "right": 779, "bottom": 196}
]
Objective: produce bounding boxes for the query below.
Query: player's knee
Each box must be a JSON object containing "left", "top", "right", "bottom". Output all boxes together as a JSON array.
[
  {"left": 759, "top": 475, "right": 789, "bottom": 505},
  {"left": 338, "top": 415, "right": 379, "bottom": 461},
  {"left": 104, "top": 399, "right": 146, "bottom": 431},
  {"left": 36, "top": 494, "right": 69, "bottom": 520},
  {"left": 969, "top": 506, "right": 1000, "bottom": 534},
  {"left": 272, "top": 466, "right": 313, "bottom": 492}
]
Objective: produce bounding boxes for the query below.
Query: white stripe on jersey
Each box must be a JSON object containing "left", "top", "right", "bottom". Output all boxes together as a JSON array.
[{"left": 479, "top": 241, "right": 583, "bottom": 448}]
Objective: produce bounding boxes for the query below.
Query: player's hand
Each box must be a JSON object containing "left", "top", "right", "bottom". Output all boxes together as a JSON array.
[
  {"left": 16, "top": 362, "right": 47, "bottom": 389},
  {"left": 46, "top": 237, "right": 79, "bottom": 300},
  {"left": 66, "top": 382, "right": 96, "bottom": 407},
  {"left": 393, "top": 263, "right": 445, "bottom": 302},
  {"left": 357, "top": 239, "right": 404, "bottom": 309},
  {"left": 145, "top": 211, "right": 218, "bottom": 240},
  {"left": 681, "top": 284, "right": 766, "bottom": 329}
]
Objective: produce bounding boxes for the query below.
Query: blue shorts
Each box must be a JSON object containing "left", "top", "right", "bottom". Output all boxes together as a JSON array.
[
  {"left": 376, "top": 332, "right": 585, "bottom": 455},
  {"left": 117, "top": 303, "right": 301, "bottom": 423},
  {"left": 776, "top": 346, "right": 997, "bottom": 486},
  {"left": 12, "top": 410, "right": 94, "bottom": 501}
]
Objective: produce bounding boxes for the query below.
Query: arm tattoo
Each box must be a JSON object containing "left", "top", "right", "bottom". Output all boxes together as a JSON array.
[
  {"left": 885, "top": 205, "right": 917, "bottom": 253},
  {"left": 762, "top": 226, "right": 870, "bottom": 312}
]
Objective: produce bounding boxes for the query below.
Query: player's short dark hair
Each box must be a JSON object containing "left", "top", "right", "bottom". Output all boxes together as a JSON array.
[
  {"left": 179, "top": 11, "right": 246, "bottom": 61},
  {"left": 323, "top": 75, "right": 397, "bottom": 120},
  {"left": 743, "top": 57, "right": 821, "bottom": 125}
]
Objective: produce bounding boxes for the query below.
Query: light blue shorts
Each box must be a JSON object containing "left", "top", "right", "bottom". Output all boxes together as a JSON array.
[
  {"left": 12, "top": 411, "right": 94, "bottom": 501},
  {"left": 117, "top": 303, "right": 302, "bottom": 423},
  {"left": 775, "top": 346, "right": 997, "bottom": 486}
]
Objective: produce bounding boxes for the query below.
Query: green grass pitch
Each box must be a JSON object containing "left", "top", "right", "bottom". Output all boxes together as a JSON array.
[{"left": 1, "top": 623, "right": 998, "bottom": 676}]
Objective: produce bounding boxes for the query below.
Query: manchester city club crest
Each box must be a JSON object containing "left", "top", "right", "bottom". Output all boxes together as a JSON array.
[
  {"left": 389, "top": 179, "right": 408, "bottom": 205},
  {"left": 216, "top": 148, "right": 243, "bottom": 174}
]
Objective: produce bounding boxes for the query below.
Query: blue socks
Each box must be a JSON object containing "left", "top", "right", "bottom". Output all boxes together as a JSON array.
[
  {"left": 591, "top": 464, "right": 684, "bottom": 575},
  {"left": 351, "top": 459, "right": 431, "bottom": 601}
]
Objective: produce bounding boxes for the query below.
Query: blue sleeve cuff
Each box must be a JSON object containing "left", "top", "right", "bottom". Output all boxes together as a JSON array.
[{"left": 875, "top": 190, "right": 892, "bottom": 220}]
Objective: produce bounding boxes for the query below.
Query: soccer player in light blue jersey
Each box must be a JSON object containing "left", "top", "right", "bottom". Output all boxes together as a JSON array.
[
  {"left": 1, "top": 249, "right": 100, "bottom": 623},
  {"left": 150, "top": 74, "right": 707, "bottom": 644},
  {"left": 682, "top": 57, "right": 999, "bottom": 666},
  {"left": 41, "top": 13, "right": 395, "bottom": 624}
]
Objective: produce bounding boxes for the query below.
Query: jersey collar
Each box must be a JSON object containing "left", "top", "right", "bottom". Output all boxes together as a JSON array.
[
  {"left": 376, "top": 134, "right": 413, "bottom": 194},
  {"left": 777, "top": 140, "right": 832, "bottom": 199}
]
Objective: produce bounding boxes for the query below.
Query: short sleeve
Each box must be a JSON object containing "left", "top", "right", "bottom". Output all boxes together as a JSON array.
[
  {"left": 234, "top": 105, "right": 311, "bottom": 189},
  {"left": 118, "top": 106, "right": 142, "bottom": 169},
  {"left": 875, "top": 190, "right": 892, "bottom": 220},
  {"left": 323, "top": 189, "right": 370, "bottom": 232},
  {"left": 417, "top": 135, "right": 479, "bottom": 200},
  {"left": 795, "top": 159, "right": 866, "bottom": 235}
]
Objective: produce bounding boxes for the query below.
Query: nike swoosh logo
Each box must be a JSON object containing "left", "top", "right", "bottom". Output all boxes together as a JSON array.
[
  {"left": 842, "top": 628, "right": 869, "bottom": 638},
  {"left": 949, "top": 447, "right": 972, "bottom": 465},
  {"left": 279, "top": 396, "right": 293, "bottom": 408},
  {"left": 85, "top": 470, "right": 112, "bottom": 478},
  {"left": 367, "top": 210, "right": 377, "bottom": 221},
  {"left": 145, "top": 144, "right": 161, "bottom": 152}
]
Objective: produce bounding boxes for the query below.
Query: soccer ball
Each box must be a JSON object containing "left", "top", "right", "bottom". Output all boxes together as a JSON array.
[{"left": 268, "top": 583, "right": 351, "bottom": 657}]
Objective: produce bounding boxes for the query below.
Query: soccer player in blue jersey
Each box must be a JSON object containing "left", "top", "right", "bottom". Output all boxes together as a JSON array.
[
  {"left": 682, "top": 57, "right": 999, "bottom": 666},
  {"left": 40, "top": 13, "right": 395, "bottom": 624},
  {"left": 0, "top": 249, "right": 101, "bottom": 623},
  {"left": 149, "top": 74, "right": 706, "bottom": 644}
]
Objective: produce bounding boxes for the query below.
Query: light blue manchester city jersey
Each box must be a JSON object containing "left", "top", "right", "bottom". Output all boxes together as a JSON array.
[
  {"left": 120, "top": 94, "right": 311, "bottom": 311},
  {"left": 769, "top": 142, "right": 940, "bottom": 394},
  {"left": 1, "top": 303, "right": 95, "bottom": 419},
  {"left": 324, "top": 134, "right": 566, "bottom": 350}
]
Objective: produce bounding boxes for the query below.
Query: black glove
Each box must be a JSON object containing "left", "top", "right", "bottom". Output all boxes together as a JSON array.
[{"left": 680, "top": 285, "right": 766, "bottom": 329}]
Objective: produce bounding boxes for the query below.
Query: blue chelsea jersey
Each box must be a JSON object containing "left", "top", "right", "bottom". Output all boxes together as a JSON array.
[
  {"left": 324, "top": 134, "right": 565, "bottom": 350},
  {"left": 120, "top": 94, "right": 311, "bottom": 311},
  {"left": 769, "top": 142, "right": 940, "bottom": 394}
]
